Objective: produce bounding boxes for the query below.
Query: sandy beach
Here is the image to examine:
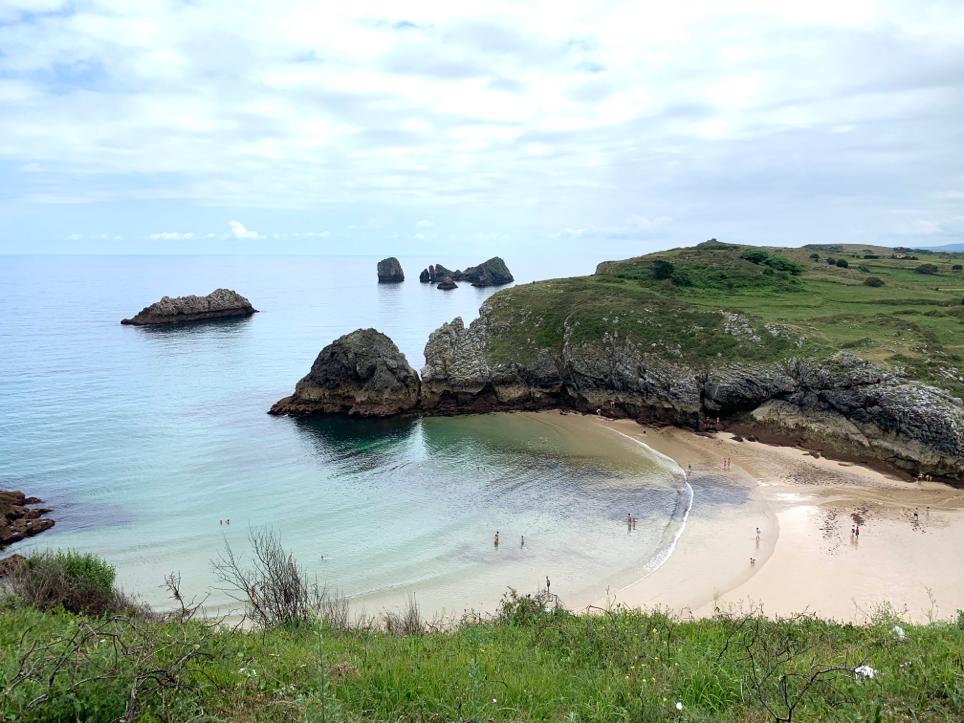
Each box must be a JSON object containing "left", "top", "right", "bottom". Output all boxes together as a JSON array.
[{"left": 521, "top": 411, "right": 964, "bottom": 624}]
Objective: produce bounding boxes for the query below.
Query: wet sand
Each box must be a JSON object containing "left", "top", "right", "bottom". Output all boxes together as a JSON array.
[{"left": 521, "top": 412, "right": 964, "bottom": 623}]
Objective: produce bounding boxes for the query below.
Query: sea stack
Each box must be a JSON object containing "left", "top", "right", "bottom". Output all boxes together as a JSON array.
[
  {"left": 121, "top": 289, "right": 256, "bottom": 326},
  {"left": 377, "top": 257, "right": 405, "bottom": 283},
  {"left": 436, "top": 277, "right": 458, "bottom": 290},
  {"left": 456, "top": 257, "right": 514, "bottom": 287},
  {"left": 269, "top": 328, "right": 420, "bottom": 417}
]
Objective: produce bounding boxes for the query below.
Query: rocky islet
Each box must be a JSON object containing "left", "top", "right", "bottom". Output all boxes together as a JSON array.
[
  {"left": 419, "top": 257, "right": 514, "bottom": 287},
  {"left": 121, "top": 288, "right": 257, "bottom": 325}
]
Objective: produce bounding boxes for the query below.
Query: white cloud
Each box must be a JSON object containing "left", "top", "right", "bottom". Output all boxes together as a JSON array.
[
  {"left": 148, "top": 231, "right": 194, "bottom": 240},
  {"left": 66, "top": 233, "right": 83, "bottom": 240},
  {"left": 1, "top": 1, "right": 963, "bottom": 248},
  {"left": 415, "top": 219, "right": 434, "bottom": 228},
  {"left": 228, "top": 220, "right": 259, "bottom": 239}
]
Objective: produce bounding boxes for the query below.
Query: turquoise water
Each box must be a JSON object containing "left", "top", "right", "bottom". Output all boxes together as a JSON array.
[{"left": 0, "top": 255, "right": 687, "bottom": 615}]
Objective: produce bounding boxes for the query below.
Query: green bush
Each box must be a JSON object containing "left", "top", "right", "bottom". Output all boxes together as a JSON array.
[
  {"left": 11, "top": 550, "right": 119, "bottom": 616},
  {"left": 915, "top": 263, "right": 939, "bottom": 275},
  {"left": 857, "top": 265, "right": 870, "bottom": 272},
  {"left": 863, "top": 254, "right": 880, "bottom": 259},
  {"left": 863, "top": 276, "right": 885, "bottom": 287},
  {"left": 826, "top": 257, "right": 837, "bottom": 265},
  {"left": 809, "top": 253, "right": 820, "bottom": 261},
  {"left": 836, "top": 258, "right": 849, "bottom": 268},
  {"left": 763, "top": 256, "right": 803, "bottom": 275},
  {"left": 740, "top": 249, "right": 769, "bottom": 264},
  {"left": 952, "top": 264, "right": 962, "bottom": 271},
  {"left": 650, "top": 259, "right": 674, "bottom": 280}
]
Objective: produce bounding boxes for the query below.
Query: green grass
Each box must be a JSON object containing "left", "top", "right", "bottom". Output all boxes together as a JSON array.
[
  {"left": 2, "top": 600, "right": 963, "bottom": 721},
  {"left": 483, "top": 242, "right": 964, "bottom": 396}
]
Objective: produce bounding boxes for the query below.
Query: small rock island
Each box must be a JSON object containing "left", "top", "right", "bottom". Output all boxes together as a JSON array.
[
  {"left": 419, "top": 257, "right": 514, "bottom": 287},
  {"left": 269, "top": 329, "right": 420, "bottom": 417},
  {"left": 377, "top": 257, "right": 404, "bottom": 283},
  {"left": 121, "top": 288, "right": 257, "bottom": 326}
]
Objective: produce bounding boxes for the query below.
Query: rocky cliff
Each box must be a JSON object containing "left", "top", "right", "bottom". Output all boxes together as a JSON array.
[
  {"left": 418, "top": 305, "right": 963, "bottom": 480},
  {"left": 377, "top": 257, "right": 404, "bottom": 283},
  {"left": 270, "top": 329, "right": 420, "bottom": 417},
  {"left": 122, "top": 289, "right": 256, "bottom": 325}
]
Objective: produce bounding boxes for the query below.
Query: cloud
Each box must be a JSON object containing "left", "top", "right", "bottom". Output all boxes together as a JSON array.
[
  {"left": 148, "top": 231, "right": 194, "bottom": 240},
  {"left": 1, "top": 1, "right": 964, "bottom": 249},
  {"left": 66, "top": 233, "right": 83, "bottom": 240},
  {"left": 228, "top": 220, "right": 259, "bottom": 239},
  {"left": 415, "top": 219, "right": 434, "bottom": 228}
]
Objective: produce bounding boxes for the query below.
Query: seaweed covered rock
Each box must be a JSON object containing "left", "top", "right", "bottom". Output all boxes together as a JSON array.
[
  {"left": 269, "top": 329, "right": 420, "bottom": 417},
  {"left": 121, "top": 289, "right": 256, "bottom": 326}
]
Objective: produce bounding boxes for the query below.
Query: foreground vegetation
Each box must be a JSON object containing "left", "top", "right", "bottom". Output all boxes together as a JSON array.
[
  {"left": 2, "top": 540, "right": 963, "bottom": 721},
  {"left": 484, "top": 241, "right": 964, "bottom": 397}
]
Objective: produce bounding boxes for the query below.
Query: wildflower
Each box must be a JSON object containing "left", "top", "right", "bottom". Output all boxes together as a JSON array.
[
  {"left": 676, "top": 701, "right": 684, "bottom": 711},
  {"left": 854, "top": 664, "right": 876, "bottom": 680},
  {"left": 891, "top": 625, "right": 906, "bottom": 640}
]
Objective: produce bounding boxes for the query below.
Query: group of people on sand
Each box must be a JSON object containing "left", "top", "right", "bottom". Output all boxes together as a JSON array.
[
  {"left": 916, "top": 473, "right": 934, "bottom": 482},
  {"left": 626, "top": 513, "right": 637, "bottom": 530},
  {"left": 722, "top": 457, "right": 732, "bottom": 471},
  {"left": 493, "top": 530, "right": 526, "bottom": 549},
  {"left": 219, "top": 518, "right": 230, "bottom": 526}
]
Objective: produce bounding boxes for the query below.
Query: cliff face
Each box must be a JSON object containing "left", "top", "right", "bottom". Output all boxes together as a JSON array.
[
  {"left": 419, "top": 305, "right": 964, "bottom": 480},
  {"left": 122, "top": 289, "right": 256, "bottom": 325}
]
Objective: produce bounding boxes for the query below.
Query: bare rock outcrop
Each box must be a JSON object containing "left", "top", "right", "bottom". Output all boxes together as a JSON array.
[
  {"left": 269, "top": 329, "right": 420, "bottom": 417},
  {"left": 419, "top": 258, "right": 514, "bottom": 287},
  {"left": 122, "top": 289, "right": 256, "bottom": 325},
  {"left": 1, "top": 490, "right": 54, "bottom": 549},
  {"left": 377, "top": 257, "right": 404, "bottom": 283},
  {"left": 436, "top": 277, "right": 458, "bottom": 290}
]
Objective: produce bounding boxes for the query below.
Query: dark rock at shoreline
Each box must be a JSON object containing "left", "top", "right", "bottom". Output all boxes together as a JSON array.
[
  {"left": 420, "top": 264, "right": 455, "bottom": 284},
  {"left": 121, "top": 288, "right": 256, "bottom": 326},
  {"left": 269, "top": 329, "right": 420, "bottom": 417},
  {"left": 436, "top": 277, "right": 458, "bottom": 290},
  {"left": 377, "top": 257, "right": 405, "bottom": 283},
  {"left": 1, "top": 490, "right": 55, "bottom": 549},
  {"left": 0, "top": 553, "right": 25, "bottom": 578}
]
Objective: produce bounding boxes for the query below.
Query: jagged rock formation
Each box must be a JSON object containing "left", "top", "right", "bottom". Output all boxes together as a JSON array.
[
  {"left": 122, "top": 289, "right": 256, "bottom": 325},
  {"left": 456, "top": 257, "right": 514, "bottom": 287},
  {"left": 377, "top": 257, "right": 405, "bottom": 283},
  {"left": 436, "top": 277, "right": 458, "bottom": 290},
  {"left": 1, "top": 491, "right": 54, "bottom": 549},
  {"left": 269, "top": 329, "right": 420, "bottom": 417},
  {"left": 420, "top": 264, "right": 455, "bottom": 283},
  {"left": 418, "top": 258, "right": 514, "bottom": 287}
]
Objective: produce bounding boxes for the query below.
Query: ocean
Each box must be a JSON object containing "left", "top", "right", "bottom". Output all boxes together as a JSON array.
[{"left": 0, "top": 254, "right": 690, "bottom": 616}]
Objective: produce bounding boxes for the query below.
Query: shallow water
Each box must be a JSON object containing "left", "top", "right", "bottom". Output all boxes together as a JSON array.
[{"left": 1, "top": 254, "right": 688, "bottom": 614}]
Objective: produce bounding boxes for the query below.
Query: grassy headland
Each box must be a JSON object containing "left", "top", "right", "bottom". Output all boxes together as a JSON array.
[{"left": 483, "top": 241, "right": 964, "bottom": 397}]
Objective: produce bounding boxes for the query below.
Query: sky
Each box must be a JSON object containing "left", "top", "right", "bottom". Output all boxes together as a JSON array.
[{"left": 0, "top": 0, "right": 962, "bottom": 255}]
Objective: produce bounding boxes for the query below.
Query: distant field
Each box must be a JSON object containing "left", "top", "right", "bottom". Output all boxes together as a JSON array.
[{"left": 483, "top": 241, "right": 964, "bottom": 397}]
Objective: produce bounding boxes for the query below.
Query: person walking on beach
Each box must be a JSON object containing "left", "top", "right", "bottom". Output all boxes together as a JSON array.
[
  {"left": 546, "top": 575, "right": 551, "bottom": 593},
  {"left": 494, "top": 530, "right": 500, "bottom": 547},
  {"left": 632, "top": 515, "right": 637, "bottom": 530},
  {"left": 627, "top": 512, "right": 632, "bottom": 530},
  {"left": 520, "top": 535, "right": 525, "bottom": 549}
]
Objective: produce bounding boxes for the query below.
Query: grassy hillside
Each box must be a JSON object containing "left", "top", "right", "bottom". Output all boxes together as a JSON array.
[
  {"left": 483, "top": 241, "right": 964, "bottom": 396},
  {"left": 2, "top": 600, "right": 963, "bottom": 721}
]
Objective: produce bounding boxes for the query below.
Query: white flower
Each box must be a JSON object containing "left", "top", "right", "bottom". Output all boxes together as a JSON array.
[
  {"left": 492, "top": 698, "right": 497, "bottom": 704},
  {"left": 891, "top": 625, "right": 906, "bottom": 640},
  {"left": 854, "top": 664, "right": 876, "bottom": 679},
  {"left": 239, "top": 667, "right": 257, "bottom": 677},
  {"left": 676, "top": 701, "right": 684, "bottom": 710}
]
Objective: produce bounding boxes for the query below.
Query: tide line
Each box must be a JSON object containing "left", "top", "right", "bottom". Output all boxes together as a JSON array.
[{"left": 605, "top": 427, "right": 695, "bottom": 577}]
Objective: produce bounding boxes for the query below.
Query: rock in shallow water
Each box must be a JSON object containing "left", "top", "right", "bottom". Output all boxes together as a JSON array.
[
  {"left": 269, "top": 329, "right": 420, "bottom": 417},
  {"left": 121, "top": 288, "right": 256, "bottom": 325},
  {"left": 436, "top": 276, "right": 458, "bottom": 290},
  {"left": 376, "top": 257, "right": 404, "bottom": 283}
]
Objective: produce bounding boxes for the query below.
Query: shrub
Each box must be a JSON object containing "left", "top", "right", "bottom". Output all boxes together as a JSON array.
[
  {"left": 826, "top": 257, "right": 837, "bottom": 265},
  {"left": 915, "top": 263, "right": 939, "bottom": 275},
  {"left": 857, "top": 265, "right": 870, "bottom": 272},
  {"left": 498, "top": 588, "right": 566, "bottom": 626},
  {"left": 650, "top": 259, "right": 674, "bottom": 280},
  {"left": 809, "top": 253, "right": 820, "bottom": 261},
  {"left": 863, "top": 276, "right": 885, "bottom": 287},
  {"left": 835, "top": 258, "right": 849, "bottom": 268},
  {"left": 10, "top": 550, "right": 119, "bottom": 615},
  {"left": 740, "top": 249, "right": 769, "bottom": 264},
  {"left": 952, "top": 264, "right": 962, "bottom": 271},
  {"left": 863, "top": 254, "right": 880, "bottom": 259},
  {"left": 763, "top": 256, "right": 803, "bottom": 275}
]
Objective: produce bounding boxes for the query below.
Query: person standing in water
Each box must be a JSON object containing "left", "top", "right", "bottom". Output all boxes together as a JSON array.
[
  {"left": 520, "top": 535, "right": 525, "bottom": 548},
  {"left": 546, "top": 576, "right": 551, "bottom": 593},
  {"left": 494, "top": 531, "right": 500, "bottom": 547}
]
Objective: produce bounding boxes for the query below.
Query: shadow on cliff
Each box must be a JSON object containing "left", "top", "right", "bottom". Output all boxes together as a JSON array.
[{"left": 290, "top": 415, "right": 420, "bottom": 472}]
